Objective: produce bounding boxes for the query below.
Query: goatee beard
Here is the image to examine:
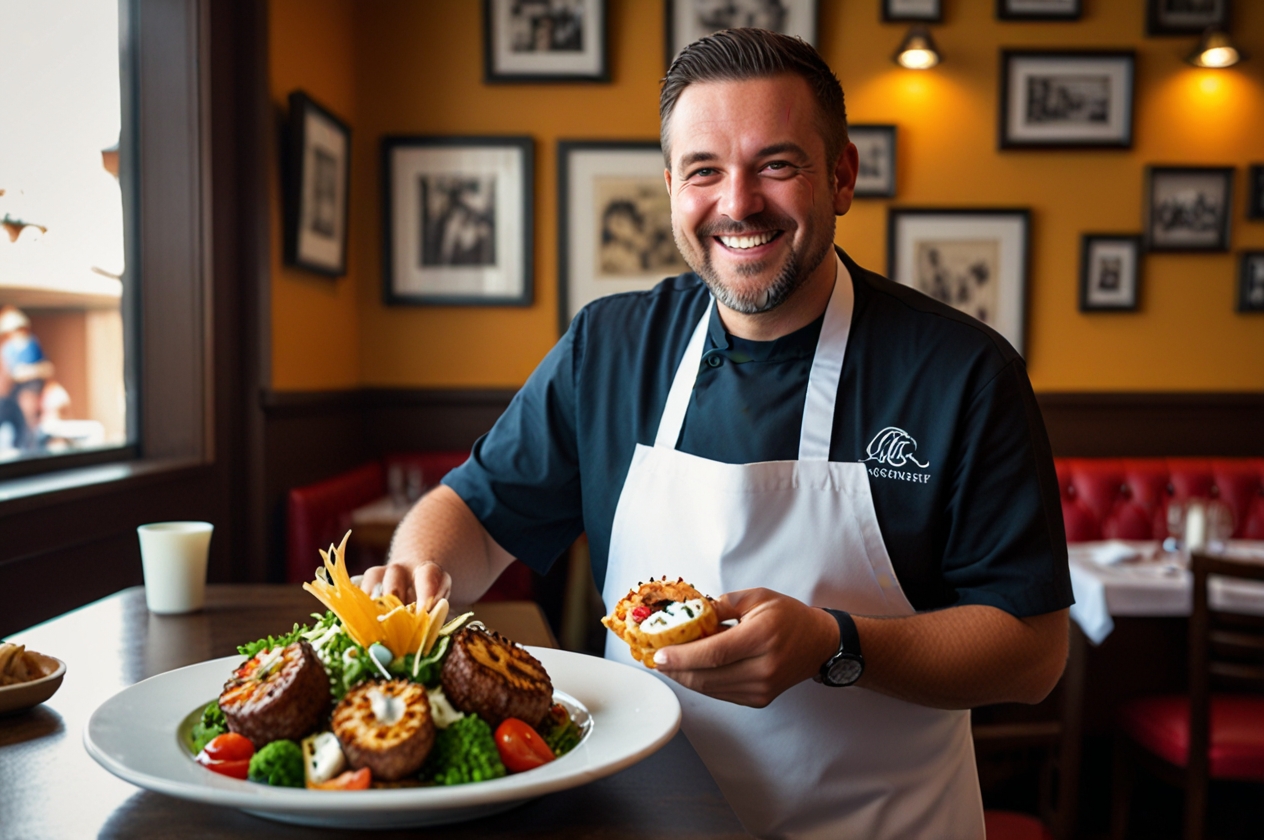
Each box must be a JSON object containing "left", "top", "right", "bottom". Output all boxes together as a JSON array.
[{"left": 677, "top": 215, "right": 832, "bottom": 315}]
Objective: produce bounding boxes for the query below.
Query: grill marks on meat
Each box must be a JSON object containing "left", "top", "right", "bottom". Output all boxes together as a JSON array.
[
  {"left": 219, "top": 640, "right": 330, "bottom": 746},
  {"left": 440, "top": 626, "right": 552, "bottom": 729},
  {"left": 332, "top": 680, "right": 435, "bottom": 781}
]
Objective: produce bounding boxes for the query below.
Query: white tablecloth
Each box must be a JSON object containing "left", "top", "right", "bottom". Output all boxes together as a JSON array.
[
  {"left": 350, "top": 495, "right": 411, "bottom": 526},
  {"left": 1068, "top": 540, "right": 1264, "bottom": 644}
]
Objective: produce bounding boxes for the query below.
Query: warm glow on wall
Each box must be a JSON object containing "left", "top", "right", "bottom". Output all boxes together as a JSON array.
[{"left": 268, "top": 0, "right": 1264, "bottom": 394}]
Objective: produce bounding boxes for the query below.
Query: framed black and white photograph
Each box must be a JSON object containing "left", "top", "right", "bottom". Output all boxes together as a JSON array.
[
  {"left": 558, "top": 140, "right": 688, "bottom": 333},
  {"left": 284, "top": 91, "right": 351, "bottom": 277},
  {"left": 666, "top": 0, "right": 817, "bottom": 67},
  {"left": 1248, "top": 165, "right": 1264, "bottom": 220},
  {"left": 997, "top": 0, "right": 1082, "bottom": 21},
  {"left": 382, "top": 136, "right": 533, "bottom": 306},
  {"left": 484, "top": 0, "right": 607, "bottom": 82},
  {"left": 1147, "top": 0, "right": 1231, "bottom": 36},
  {"left": 1079, "top": 234, "right": 1143, "bottom": 312},
  {"left": 1145, "top": 166, "right": 1233, "bottom": 253},
  {"left": 887, "top": 208, "right": 1031, "bottom": 353},
  {"left": 999, "top": 51, "right": 1135, "bottom": 149},
  {"left": 882, "top": 0, "right": 942, "bottom": 23},
  {"left": 1239, "top": 252, "right": 1264, "bottom": 313},
  {"left": 850, "top": 125, "right": 897, "bottom": 198}
]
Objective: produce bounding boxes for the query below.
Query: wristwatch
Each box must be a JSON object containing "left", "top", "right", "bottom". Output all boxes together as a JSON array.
[{"left": 814, "top": 608, "right": 864, "bottom": 687}]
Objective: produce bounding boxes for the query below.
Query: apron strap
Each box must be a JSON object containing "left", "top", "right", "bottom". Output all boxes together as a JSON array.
[
  {"left": 654, "top": 298, "right": 714, "bottom": 449},
  {"left": 799, "top": 257, "right": 854, "bottom": 461},
  {"left": 655, "top": 256, "right": 854, "bottom": 456}
]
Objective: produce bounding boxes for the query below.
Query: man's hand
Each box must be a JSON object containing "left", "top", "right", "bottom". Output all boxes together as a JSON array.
[
  {"left": 356, "top": 485, "right": 513, "bottom": 607},
  {"left": 651, "top": 588, "right": 839, "bottom": 708},
  {"left": 648, "top": 588, "right": 1069, "bottom": 711},
  {"left": 358, "top": 560, "right": 451, "bottom": 611}
]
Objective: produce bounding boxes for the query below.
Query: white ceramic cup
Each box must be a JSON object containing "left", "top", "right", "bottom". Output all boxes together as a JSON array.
[{"left": 137, "top": 521, "right": 213, "bottom": 614}]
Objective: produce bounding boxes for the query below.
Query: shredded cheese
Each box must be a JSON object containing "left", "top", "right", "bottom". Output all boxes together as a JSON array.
[{"left": 302, "top": 531, "right": 450, "bottom": 659}]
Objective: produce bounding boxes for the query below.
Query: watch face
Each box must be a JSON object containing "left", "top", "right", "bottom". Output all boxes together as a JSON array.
[{"left": 827, "top": 656, "right": 863, "bottom": 686}]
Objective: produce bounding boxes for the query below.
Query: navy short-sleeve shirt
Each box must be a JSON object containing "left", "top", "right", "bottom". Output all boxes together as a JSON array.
[{"left": 444, "top": 250, "right": 1072, "bottom": 617}]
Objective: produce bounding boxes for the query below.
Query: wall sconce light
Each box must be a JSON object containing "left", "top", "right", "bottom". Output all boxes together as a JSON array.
[
  {"left": 894, "top": 26, "right": 941, "bottom": 70},
  {"left": 1186, "top": 27, "right": 1245, "bottom": 68}
]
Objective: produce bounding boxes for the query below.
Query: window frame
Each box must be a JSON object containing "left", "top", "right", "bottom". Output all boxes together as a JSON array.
[{"left": 0, "top": 0, "right": 211, "bottom": 494}]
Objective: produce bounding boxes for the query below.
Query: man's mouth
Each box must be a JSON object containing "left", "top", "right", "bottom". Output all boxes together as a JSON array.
[{"left": 715, "top": 231, "right": 781, "bottom": 250}]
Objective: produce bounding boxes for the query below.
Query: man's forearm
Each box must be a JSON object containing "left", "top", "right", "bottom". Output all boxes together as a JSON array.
[
  {"left": 385, "top": 485, "right": 514, "bottom": 604},
  {"left": 854, "top": 605, "right": 1069, "bottom": 709}
]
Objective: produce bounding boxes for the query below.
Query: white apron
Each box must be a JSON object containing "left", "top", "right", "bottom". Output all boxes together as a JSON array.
[{"left": 603, "top": 257, "right": 984, "bottom": 840}]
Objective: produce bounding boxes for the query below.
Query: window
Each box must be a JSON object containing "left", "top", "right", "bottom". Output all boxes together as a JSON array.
[{"left": 0, "top": 0, "right": 130, "bottom": 468}]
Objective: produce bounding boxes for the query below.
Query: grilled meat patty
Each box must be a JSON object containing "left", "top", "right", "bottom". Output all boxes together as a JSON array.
[
  {"left": 219, "top": 639, "right": 330, "bottom": 746},
  {"left": 440, "top": 626, "right": 552, "bottom": 729},
  {"left": 332, "top": 680, "right": 435, "bottom": 781}
]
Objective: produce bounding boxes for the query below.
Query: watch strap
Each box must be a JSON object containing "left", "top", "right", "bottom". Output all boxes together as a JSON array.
[{"left": 823, "top": 608, "right": 862, "bottom": 659}]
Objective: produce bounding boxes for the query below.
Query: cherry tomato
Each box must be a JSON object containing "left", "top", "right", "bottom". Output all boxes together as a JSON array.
[
  {"left": 312, "top": 768, "right": 372, "bottom": 790},
  {"left": 196, "top": 755, "right": 251, "bottom": 779},
  {"left": 494, "top": 718, "right": 555, "bottom": 773},
  {"left": 201, "top": 732, "right": 255, "bottom": 762},
  {"left": 631, "top": 605, "right": 652, "bottom": 623},
  {"left": 196, "top": 732, "right": 255, "bottom": 779}
]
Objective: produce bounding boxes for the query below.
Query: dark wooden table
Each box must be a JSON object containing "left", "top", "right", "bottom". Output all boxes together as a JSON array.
[{"left": 0, "top": 586, "right": 748, "bottom": 839}]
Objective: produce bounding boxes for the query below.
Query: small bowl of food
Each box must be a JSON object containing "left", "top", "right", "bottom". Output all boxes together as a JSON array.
[{"left": 0, "top": 642, "right": 67, "bottom": 716}]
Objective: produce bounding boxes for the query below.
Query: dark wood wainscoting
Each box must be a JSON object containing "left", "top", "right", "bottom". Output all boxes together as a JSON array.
[
  {"left": 1036, "top": 392, "right": 1264, "bottom": 458},
  {"left": 0, "top": 464, "right": 223, "bottom": 637}
]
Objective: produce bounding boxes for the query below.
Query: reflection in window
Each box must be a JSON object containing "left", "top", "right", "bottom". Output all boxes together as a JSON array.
[{"left": 0, "top": 0, "right": 127, "bottom": 462}]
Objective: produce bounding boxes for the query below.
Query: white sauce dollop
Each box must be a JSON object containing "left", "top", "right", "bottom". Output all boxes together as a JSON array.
[
  {"left": 427, "top": 685, "right": 465, "bottom": 730},
  {"left": 367, "top": 687, "right": 405, "bottom": 726},
  {"left": 639, "top": 599, "right": 707, "bottom": 636}
]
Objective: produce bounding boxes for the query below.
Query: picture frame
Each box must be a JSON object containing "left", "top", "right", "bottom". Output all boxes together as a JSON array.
[
  {"left": 850, "top": 125, "right": 897, "bottom": 198},
  {"left": 996, "top": 0, "right": 1082, "bottom": 21},
  {"left": 882, "top": 0, "right": 942, "bottom": 23},
  {"left": 887, "top": 208, "right": 1031, "bottom": 354},
  {"left": 1146, "top": 0, "right": 1231, "bottom": 36},
  {"left": 1248, "top": 165, "right": 1264, "bottom": 220},
  {"left": 1145, "top": 166, "right": 1234, "bottom": 253},
  {"left": 1079, "top": 234, "right": 1143, "bottom": 312},
  {"left": 999, "top": 50, "right": 1135, "bottom": 149},
  {"left": 483, "top": 0, "right": 607, "bottom": 82},
  {"left": 382, "top": 136, "right": 533, "bottom": 306},
  {"left": 284, "top": 91, "right": 351, "bottom": 277},
  {"left": 557, "top": 140, "right": 689, "bottom": 333},
  {"left": 665, "top": 0, "right": 817, "bottom": 67},
  {"left": 1239, "top": 252, "right": 1264, "bottom": 313}
]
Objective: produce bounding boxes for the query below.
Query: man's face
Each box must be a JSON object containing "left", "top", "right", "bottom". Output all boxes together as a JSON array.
[{"left": 664, "top": 75, "right": 856, "bottom": 314}]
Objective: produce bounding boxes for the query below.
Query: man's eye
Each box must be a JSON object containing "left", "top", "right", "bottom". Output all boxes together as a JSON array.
[
  {"left": 764, "top": 161, "right": 794, "bottom": 172},
  {"left": 688, "top": 167, "right": 717, "bottom": 179}
]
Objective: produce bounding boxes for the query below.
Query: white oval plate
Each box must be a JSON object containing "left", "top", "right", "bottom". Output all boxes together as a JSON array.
[{"left": 84, "top": 648, "right": 680, "bottom": 828}]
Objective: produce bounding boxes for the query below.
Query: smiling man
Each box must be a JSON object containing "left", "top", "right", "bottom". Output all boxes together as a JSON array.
[{"left": 364, "top": 29, "right": 1072, "bottom": 839}]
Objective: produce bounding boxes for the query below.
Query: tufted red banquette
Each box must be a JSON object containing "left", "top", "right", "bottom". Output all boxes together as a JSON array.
[{"left": 1055, "top": 459, "right": 1264, "bottom": 544}]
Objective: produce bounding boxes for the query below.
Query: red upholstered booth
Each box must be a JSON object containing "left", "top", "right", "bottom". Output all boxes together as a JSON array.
[
  {"left": 1055, "top": 458, "right": 1264, "bottom": 544},
  {"left": 286, "top": 452, "right": 535, "bottom": 602}
]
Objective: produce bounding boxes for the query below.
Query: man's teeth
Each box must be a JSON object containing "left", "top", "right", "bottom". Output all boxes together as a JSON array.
[{"left": 718, "top": 232, "right": 776, "bottom": 249}]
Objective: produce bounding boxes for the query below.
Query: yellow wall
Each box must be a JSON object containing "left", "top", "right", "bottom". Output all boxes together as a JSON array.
[
  {"left": 269, "top": 0, "right": 360, "bottom": 390},
  {"left": 270, "top": 0, "right": 1264, "bottom": 393}
]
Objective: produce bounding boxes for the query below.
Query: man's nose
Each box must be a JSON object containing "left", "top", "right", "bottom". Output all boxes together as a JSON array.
[{"left": 717, "top": 170, "right": 764, "bottom": 221}]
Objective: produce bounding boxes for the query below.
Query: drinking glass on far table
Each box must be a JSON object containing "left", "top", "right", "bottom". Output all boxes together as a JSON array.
[{"left": 1207, "top": 500, "right": 1235, "bottom": 550}]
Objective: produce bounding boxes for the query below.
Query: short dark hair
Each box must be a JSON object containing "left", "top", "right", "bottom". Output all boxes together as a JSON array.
[{"left": 659, "top": 28, "right": 848, "bottom": 169}]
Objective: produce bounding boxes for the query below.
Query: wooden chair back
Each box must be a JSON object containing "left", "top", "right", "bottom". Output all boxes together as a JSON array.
[{"left": 1184, "top": 551, "right": 1264, "bottom": 836}]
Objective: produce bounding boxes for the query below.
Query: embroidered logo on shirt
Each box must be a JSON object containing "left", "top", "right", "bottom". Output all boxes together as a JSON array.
[{"left": 862, "top": 427, "right": 932, "bottom": 484}]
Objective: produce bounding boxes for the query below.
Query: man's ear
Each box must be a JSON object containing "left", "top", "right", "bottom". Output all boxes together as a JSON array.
[
  {"left": 833, "top": 142, "right": 859, "bottom": 216},
  {"left": 664, "top": 167, "right": 673, "bottom": 195}
]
